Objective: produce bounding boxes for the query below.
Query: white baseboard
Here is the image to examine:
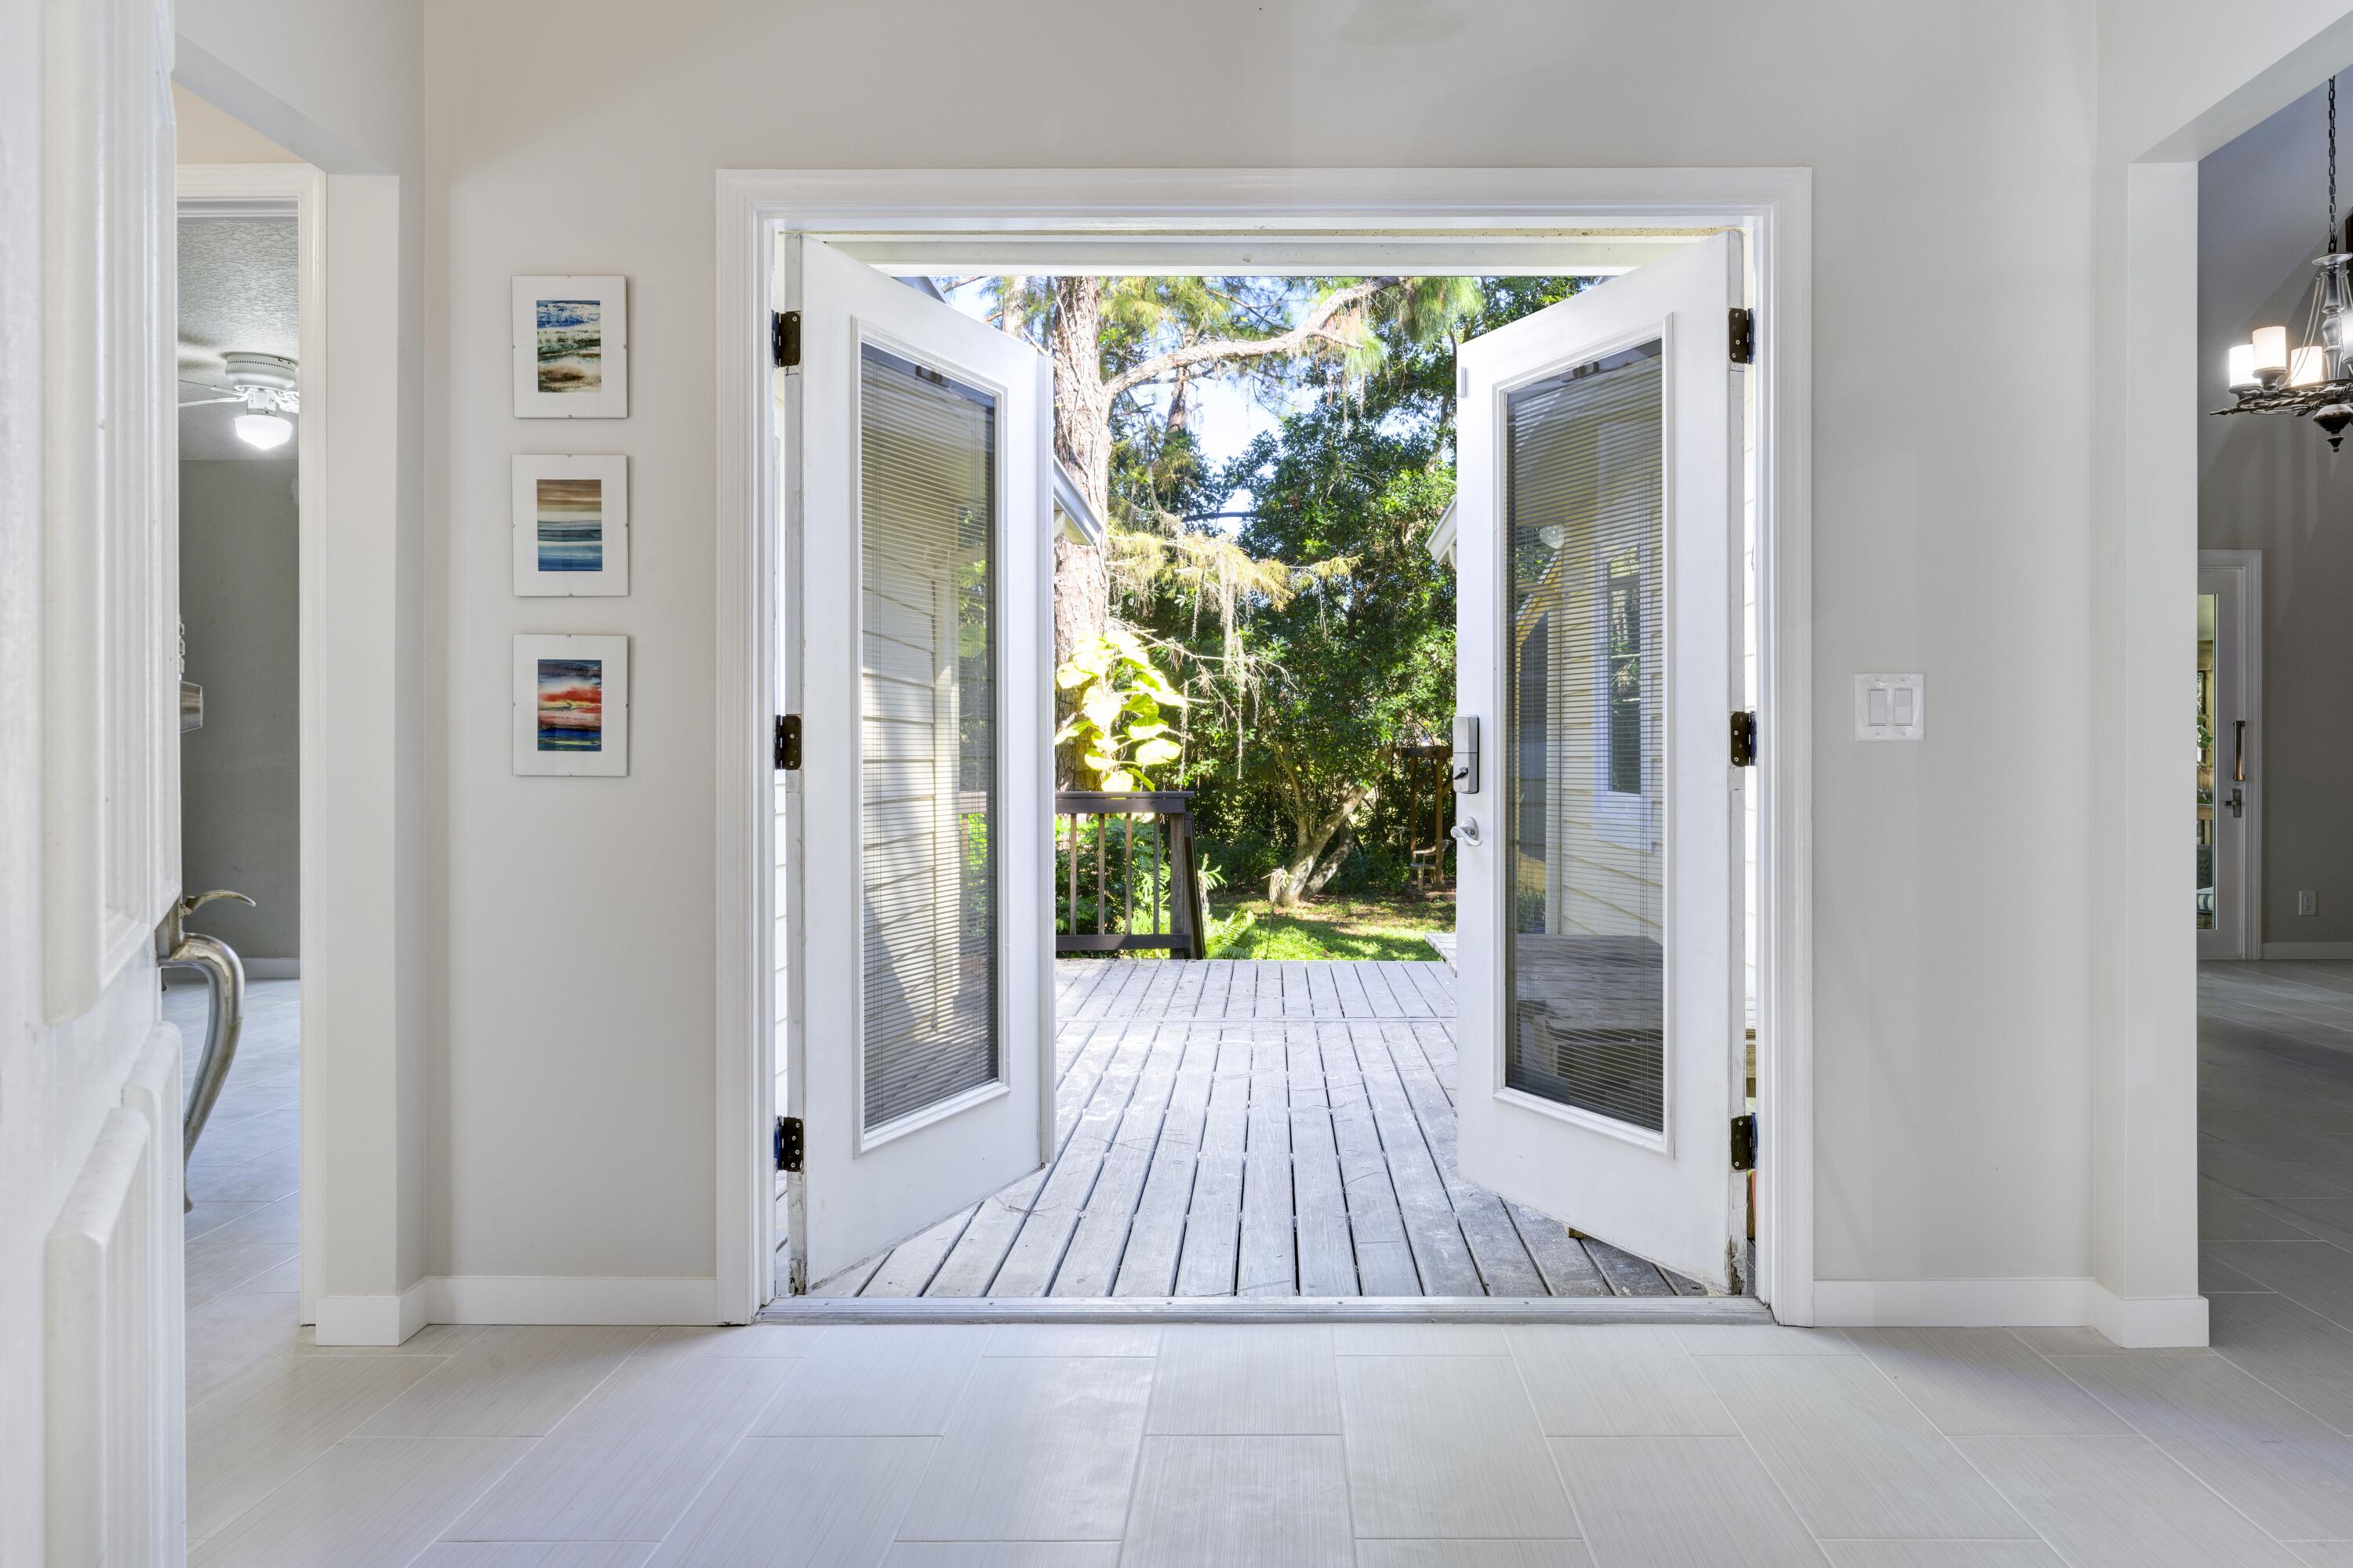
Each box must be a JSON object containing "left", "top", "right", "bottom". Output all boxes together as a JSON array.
[
  {"left": 1811, "top": 1278, "right": 2209, "bottom": 1346},
  {"left": 2260, "top": 942, "right": 2353, "bottom": 961},
  {"left": 1812, "top": 1278, "right": 2097, "bottom": 1328},
  {"left": 425, "top": 1275, "right": 718, "bottom": 1326},
  {"left": 314, "top": 1278, "right": 429, "bottom": 1346},
  {"left": 2089, "top": 1286, "right": 2209, "bottom": 1348}
]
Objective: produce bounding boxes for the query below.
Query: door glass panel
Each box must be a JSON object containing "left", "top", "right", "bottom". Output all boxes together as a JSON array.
[
  {"left": 1504, "top": 340, "right": 1667, "bottom": 1133},
  {"left": 860, "top": 344, "right": 998, "bottom": 1131},
  {"left": 2196, "top": 591, "right": 2217, "bottom": 931}
]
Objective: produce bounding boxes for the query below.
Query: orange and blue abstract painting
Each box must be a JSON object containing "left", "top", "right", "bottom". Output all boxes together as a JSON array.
[{"left": 536, "top": 658, "right": 602, "bottom": 751}]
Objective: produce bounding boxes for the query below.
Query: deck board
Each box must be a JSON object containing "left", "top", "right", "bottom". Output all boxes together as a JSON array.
[{"left": 814, "top": 958, "right": 1704, "bottom": 1302}]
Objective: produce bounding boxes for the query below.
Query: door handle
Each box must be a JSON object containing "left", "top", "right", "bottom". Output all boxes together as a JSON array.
[
  {"left": 2234, "top": 719, "right": 2247, "bottom": 784},
  {"left": 1450, "top": 817, "right": 1481, "bottom": 846}
]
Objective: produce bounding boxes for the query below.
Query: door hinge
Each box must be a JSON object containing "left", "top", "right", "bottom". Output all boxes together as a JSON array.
[
  {"left": 772, "top": 309, "right": 801, "bottom": 369},
  {"left": 774, "top": 1115, "right": 804, "bottom": 1173},
  {"left": 1730, "top": 1111, "right": 1758, "bottom": 1172},
  {"left": 1729, "top": 709, "right": 1757, "bottom": 768},
  {"left": 774, "top": 714, "right": 801, "bottom": 771},
  {"left": 1728, "top": 307, "right": 1755, "bottom": 366}
]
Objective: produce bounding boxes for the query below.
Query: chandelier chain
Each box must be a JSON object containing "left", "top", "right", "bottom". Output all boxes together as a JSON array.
[{"left": 2331, "top": 76, "right": 2339, "bottom": 255}]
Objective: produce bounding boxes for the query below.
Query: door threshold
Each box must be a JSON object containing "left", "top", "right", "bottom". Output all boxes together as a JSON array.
[{"left": 758, "top": 1294, "right": 1775, "bottom": 1326}]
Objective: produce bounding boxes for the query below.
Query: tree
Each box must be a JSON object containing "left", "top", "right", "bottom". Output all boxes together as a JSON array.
[{"left": 970, "top": 275, "right": 1469, "bottom": 664}]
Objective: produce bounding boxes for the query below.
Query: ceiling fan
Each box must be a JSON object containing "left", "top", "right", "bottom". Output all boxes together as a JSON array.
[{"left": 179, "top": 350, "right": 299, "bottom": 449}]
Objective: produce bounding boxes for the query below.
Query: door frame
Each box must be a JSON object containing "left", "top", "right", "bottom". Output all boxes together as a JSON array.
[
  {"left": 2198, "top": 549, "right": 2263, "bottom": 962},
  {"left": 713, "top": 167, "right": 1816, "bottom": 1326},
  {"left": 175, "top": 162, "right": 329, "bottom": 1324}
]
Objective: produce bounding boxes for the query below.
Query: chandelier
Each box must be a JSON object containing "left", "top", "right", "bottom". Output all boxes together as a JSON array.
[{"left": 2217, "top": 77, "right": 2353, "bottom": 451}]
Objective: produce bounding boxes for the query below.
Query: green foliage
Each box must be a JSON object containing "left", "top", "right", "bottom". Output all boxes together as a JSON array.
[
  {"left": 1207, "top": 896, "right": 1449, "bottom": 962},
  {"left": 1052, "top": 626, "right": 1185, "bottom": 791}
]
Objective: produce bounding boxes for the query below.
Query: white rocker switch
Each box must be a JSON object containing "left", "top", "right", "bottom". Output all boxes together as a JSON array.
[{"left": 1856, "top": 673, "right": 1924, "bottom": 740}]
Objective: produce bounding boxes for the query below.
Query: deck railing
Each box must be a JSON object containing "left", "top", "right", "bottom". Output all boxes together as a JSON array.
[{"left": 1055, "top": 791, "right": 1206, "bottom": 959}]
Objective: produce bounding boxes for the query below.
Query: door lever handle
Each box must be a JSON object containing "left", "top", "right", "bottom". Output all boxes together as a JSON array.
[
  {"left": 2235, "top": 719, "right": 2247, "bottom": 784},
  {"left": 1450, "top": 817, "right": 1481, "bottom": 846}
]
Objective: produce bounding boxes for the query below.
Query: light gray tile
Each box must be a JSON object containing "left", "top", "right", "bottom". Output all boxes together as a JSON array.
[
  {"left": 1551, "top": 1435, "right": 1821, "bottom": 1566},
  {"left": 1954, "top": 1433, "right": 2304, "bottom": 1568},
  {"left": 1148, "top": 1325, "right": 1340, "bottom": 1435},
  {"left": 2289, "top": 1547, "right": 2353, "bottom": 1567},
  {"left": 186, "top": 1240, "right": 302, "bottom": 1308},
  {"left": 356, "top": 1326, "right": 648, "bottom": 1438},
  {"left": 185, "top": 1288, "right": 300, "bottom": 1407},
  {"left": 2263, "top": 1199, "right": 2353, "bottom": 1250},
  {"left": 200, "top": 1192, "right": 302, "bottom": 1247},
  {"left": 1122, "top": 1435, "right": 1351, "bottom": 1568},
  {"left": 190, "top": 1437, "right": 531, "bottom": 1567},
  {"left": 755, "top": 1324, "right": 986, "bottom": 1435},
  {"left": 450, "top": 1353, "right": 798, "bottom": 1541},
  {"left": 2202, "top": 1246, "right": 2275, "bottom": 1294},
  {"left": 2209, "top": 1291, "right": 2353, "bottom": 1431},
  {"left": 185, "top": 1200, "right": 268, "bottom": 1244},
  {"left": 645, "top": 1435, "right": 933, "bottom": 1566},
  {"left": 2199, "top": 1142, "right": 2353, "bottom": 1201},
  {"left": 2202, "top": 1191, "right": 2320, "bottom": 1242},
  {"left": 1337, "top": 1355, "right": 1577, "bottom": 1540},
  {"left": 1817, "top": 1546, "right": 2064, "bottom": 1567},
  {"left": 986, "top": 1322, "right": 1162, "bottom": 1357},
  {"left": 2052, "top": 1351, "right": 2353, "bottom": 1538},
  {"left": 1507, "top": 1325, "right": 1735, "bottom": 1436},
  {"left": 2003, "top": 1327, "right": 2208, "bottom": 1357},
  {"left": 1676, "top": 1324, "right": 1857, "bottom": 1355},
  {"left": 2207, "top": 1239, "right": 2353, "bottom": 1322},
  {"left": 413, "top": 1547, "right": 654, "bottom": 1567},
  {"left": 882, "top": 1548, "right": 1120, "bottom": 1567},
  {"left": 1352, "top": 1544, "right": 1594, "bottom": 1567},
  {"left": 1333, "top": 1324, "right": 1509, "bottom": 1355},
  {"left": 1845, "top": 1328, "right": 2126, "bottom": 1435},
  {"left": 189, "top": 1353, "right": 442, "bottom": 1537},
  {"left": 628, "top": 1323, "right": 824, "bottom": 1359},
  {"left": 1698, "top": 1353, "right": 2028, "bottom": 1538},
  {"left": 896, "top": 1356, "right": 1155, "bottom": 1541}
]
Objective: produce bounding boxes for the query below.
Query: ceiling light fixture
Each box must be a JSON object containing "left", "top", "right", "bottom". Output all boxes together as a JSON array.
[
  {"left": 177, "top": 350, "right": 300, "bottom": 451},
  {"left": 2217, "top": 77, "right": 2353, "bottom": 450}
]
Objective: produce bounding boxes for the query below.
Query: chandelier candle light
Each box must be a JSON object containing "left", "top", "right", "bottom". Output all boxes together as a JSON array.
[{"left": 2219, "top": 77, "right": 2353, "bottom": 451}]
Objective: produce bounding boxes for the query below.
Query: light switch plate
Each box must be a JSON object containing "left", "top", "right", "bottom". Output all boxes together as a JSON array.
[{"left": 1856, "top": 673, "right": 1925, "bottom": 740}]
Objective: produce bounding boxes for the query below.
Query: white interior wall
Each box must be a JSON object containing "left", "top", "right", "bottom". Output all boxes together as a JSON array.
[{"left": 427, "top": 0, "right": 2103, "bottom": 1303}]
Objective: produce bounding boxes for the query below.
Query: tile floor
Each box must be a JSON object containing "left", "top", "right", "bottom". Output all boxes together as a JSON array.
[{"left": 176, "top": 964, "right": 2353, "bottom": 1565}]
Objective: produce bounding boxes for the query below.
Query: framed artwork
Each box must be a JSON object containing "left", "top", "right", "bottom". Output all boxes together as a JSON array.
[
  {"left": 512, "top": 634, "right": 629, "bottom": 777},
  {"left": 512, "top": 275, "right": 627, "bottom": 418},
  {"left": 512, "top": 454, "right": 628, "bottom": 595}
]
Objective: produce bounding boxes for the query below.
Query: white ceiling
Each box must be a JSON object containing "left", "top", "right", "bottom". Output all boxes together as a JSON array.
[{"left": 178, "top": 216, "right": 298, "bottom": 461}]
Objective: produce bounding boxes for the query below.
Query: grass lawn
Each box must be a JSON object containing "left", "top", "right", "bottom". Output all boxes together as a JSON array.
[{"left": 1207, "top": 892, "right": 1453, "bottom": 962}]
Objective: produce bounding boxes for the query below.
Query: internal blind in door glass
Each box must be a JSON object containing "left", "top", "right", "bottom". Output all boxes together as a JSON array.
[
  {"left": 1504, "top": 339, "right": 1667, "bottom": 1133},
  {"left": 860, "top": 344, "right": 998, "bottom": 1132}
]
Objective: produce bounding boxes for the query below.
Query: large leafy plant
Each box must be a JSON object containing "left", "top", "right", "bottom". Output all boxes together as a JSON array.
[{"left": 1055, "top": 627, "right": 1186, "bottom": 791}]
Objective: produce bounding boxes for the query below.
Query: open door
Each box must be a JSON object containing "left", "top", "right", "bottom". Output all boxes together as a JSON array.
[
  {"left": 784, "top": 238, "right": 1054, "bottom": 1290},
  {"left": 1453, "top": 231, "right": 1747, "bottom": 1292}
]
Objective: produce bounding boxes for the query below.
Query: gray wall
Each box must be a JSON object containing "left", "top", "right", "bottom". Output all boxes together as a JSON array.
[
  {"left": 180, "top": 457, "right": 300, "bottom": 960},
  {"left": 2202, "top": 82, "right": 2353, "bottom": 948}
]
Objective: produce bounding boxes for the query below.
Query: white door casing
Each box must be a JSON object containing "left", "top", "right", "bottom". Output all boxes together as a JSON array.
[
  {"left": 784, "top": 237, "right": 1054, "bottom": 1290},
  {"left": 1454, "top": 230, "right": 1747, "bottom": 1291}
]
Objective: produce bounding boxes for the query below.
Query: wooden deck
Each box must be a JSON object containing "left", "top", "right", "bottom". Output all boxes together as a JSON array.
[{"left": 798, "top": 959, "right": 1700, "bottom": 1301}]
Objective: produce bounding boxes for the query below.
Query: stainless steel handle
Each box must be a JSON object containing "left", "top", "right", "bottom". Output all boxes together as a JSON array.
[
  {"left": 158, "top": 890, "right": 254, "bottom": 1211},
  {"left": 1450, "top": 817, "right": 1481, "bottom": 846}
]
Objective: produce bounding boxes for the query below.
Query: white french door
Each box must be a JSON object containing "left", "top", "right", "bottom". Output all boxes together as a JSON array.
[
  {"left": 1453, "top": 231, "right": 1748, "bottom": 1292},
  {"left": 784, "top": 239, "right": 1055, "bottom": 1289}
]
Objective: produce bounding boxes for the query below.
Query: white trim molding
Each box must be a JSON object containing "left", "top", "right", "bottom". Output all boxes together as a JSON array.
[
  {"left": 715, "top": 167, "right": 1814, "bottom": 1327},
  {"left": 177, "top": 162, "right": 331, "bottom": 1328},
  {"left": 1814, "top": 1278, "right": 2207, "bottom": 1344},
  {"left": 427, "top": 1275, "right": 718, "bottom": 1327}
]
